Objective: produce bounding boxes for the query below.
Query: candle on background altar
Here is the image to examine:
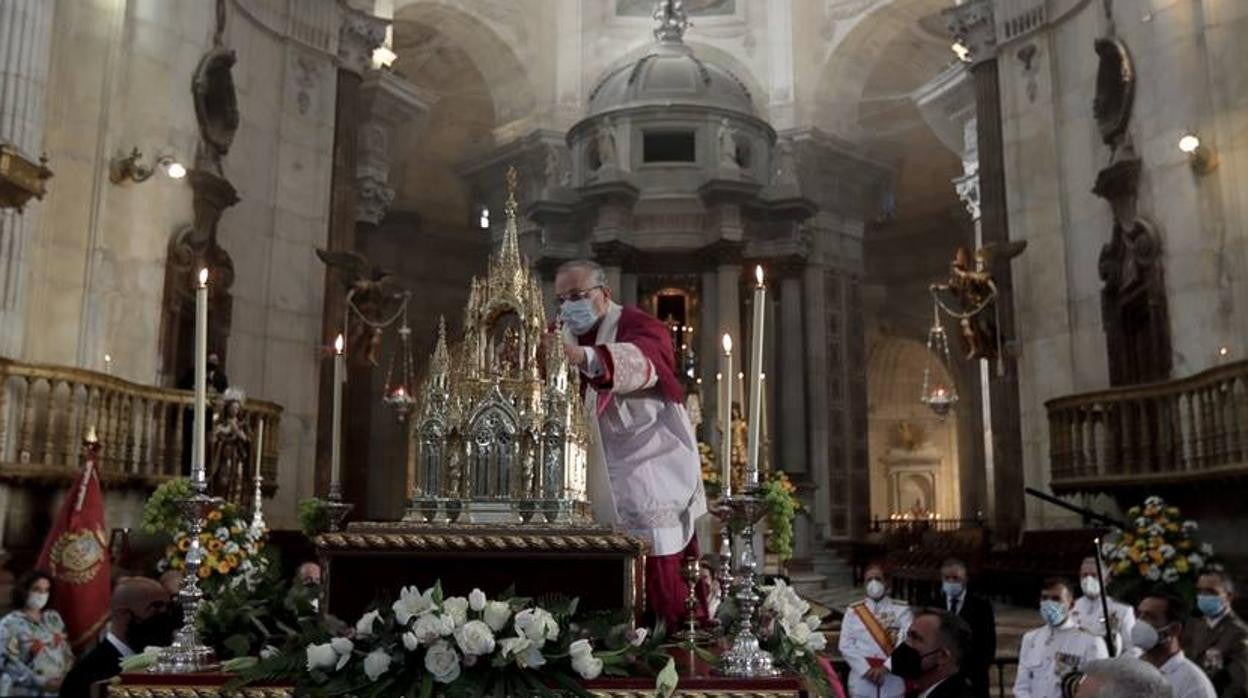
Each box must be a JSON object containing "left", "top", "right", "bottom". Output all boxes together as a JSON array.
[
  {"left": 747, "top": 266, "right": 766, "bottom": 489},
  {"left": 720, "top": 333, "right": 733, "bottom": 499},
  {"left": 192, "top": 268, "right": 208, "bottom": 486},
  {"left": 331, "top": 333, "right": 345, "bottom": 497},
  {"left": 254, "top": 418, "right": 265, "bottom": 483}
]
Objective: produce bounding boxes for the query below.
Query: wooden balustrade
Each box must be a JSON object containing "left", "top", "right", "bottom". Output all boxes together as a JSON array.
[
  {"left": 1046, "top": 359, "right": 1248, "bottom": 492},
  {"left": 0, "top": 358, "right": 282, "bottom": 489}
]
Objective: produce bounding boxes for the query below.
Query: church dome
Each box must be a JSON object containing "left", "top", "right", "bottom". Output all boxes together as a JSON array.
[{"left": 586, "top": 8, "right": 754, "bottom": 117}]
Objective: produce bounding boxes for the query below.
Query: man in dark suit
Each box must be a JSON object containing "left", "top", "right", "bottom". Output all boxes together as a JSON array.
[
  {"left": 893, "top": 609, "right": 976, "bottom": 698},
  {"left": 940, "top": 558, "right": 996, "bottom": 698},
  {"left": 60, "top": 577, "right": 176, "bottom": 698},
  {"left": 1184, "top": 568, "right": 1248, "bottom": 698}
]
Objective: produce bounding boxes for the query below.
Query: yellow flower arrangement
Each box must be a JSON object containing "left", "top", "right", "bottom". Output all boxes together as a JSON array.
[
  {"left": 149, "top": 482, "right": 269, "bottom": 596},
  {"left": 208, "top": 510, "right": 222, "bottom": 522},
  {"left": 1102, "top": 496, "right": 1212, "bottom": 598}
]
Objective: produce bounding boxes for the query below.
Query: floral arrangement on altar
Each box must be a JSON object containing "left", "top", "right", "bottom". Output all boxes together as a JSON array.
[
  {"left": 760, "top": 471, "right": 802, "bottom": 561},
  {"left": 1102, "top": 495, "right": 1214, "bottom": 603},
  {"left": 143, "top": 478, "right": 269, "bottom": 595}
]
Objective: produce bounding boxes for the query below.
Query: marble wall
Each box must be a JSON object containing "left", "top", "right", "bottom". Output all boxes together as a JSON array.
[
  {"left": 998, "top": 0, "right": 1248, "bottom": 526},
  {"left": 16, "top": 0, "right": 342, "bottom": 531}
]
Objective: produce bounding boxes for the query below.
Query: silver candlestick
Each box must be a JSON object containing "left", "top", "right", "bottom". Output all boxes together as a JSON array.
[
  {"left": 713, "top": 492, "right": 780, "bottom": 678},
  {"left": 151, "top": 483, "right": 220, "bottom": 673},
  {"left": 675, "top": 554, "right": 713, "bottom": 646},
  {"left": 717, "top": 522, "right": 734, "bottom": 608}
]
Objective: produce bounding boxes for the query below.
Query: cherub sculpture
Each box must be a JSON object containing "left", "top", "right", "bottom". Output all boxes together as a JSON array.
[
  {"left": 930, "top": 241, "right": 1027, "bottom": 361},
  {"left": 315, "top": 248, "right": 407, "bottom": 366}
]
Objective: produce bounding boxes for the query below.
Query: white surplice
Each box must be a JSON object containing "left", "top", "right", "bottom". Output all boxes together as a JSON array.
[{"left": 576, "top": 302, "right": 707, "bottom": 556}]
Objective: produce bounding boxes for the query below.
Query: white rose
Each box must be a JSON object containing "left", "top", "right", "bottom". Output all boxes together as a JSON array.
[
  {"left": 805, "top": 631, "right": 828, "bottom": 651},
  {"left": 393, "top": 586, "right": 435, "bottom": 626},
  {"left": 788, "top": 622, "right": 813, "bottom": 646},
  {"left": 443, "top": 597, "right": 470, "bottom": 627},
  {"left": 628, "top": 628, "right": 649, "bottom": 647},
  {"left": 412, "top": 613, "right": 454, "bottom": 644},
  {"left": 424, "top": 640, "right": 462, "bottom": 684},
  {"left": 469, "top": 588, "right": 487, "bottom": 612},
  {"left": 224, "top": 541, "right": 240, "bottom": 555},
  {"left": 363, "top": 648, "right": 392, "bottom": 681},
  {"left": 454, "top": 620, "right": 496, "bottom": 657},
  {"left": 499, "top": 636, "right": 547, "bottom": 669},
  {"left": 260, "top": 644, "right": 280, "bottom": 660},
  {"left": 572, "top": 653, "right": 603, "bottom": 680},
  {"left": 215, "top": 526, "right": 230, "bottom": 541},
  {"left": 402, "top": 631, "right": 420, "bottom": 652},
  {"left": 514, "top": 608, "right": 559, "bottom": 646},
  {"left": 1163, "top": 568, "right": 1180, "bottom": 583},
  {"left": 306, "top": 642, "right": 337, "bottom": 672},
  {"left": 1146, "top": 566, "right": 1162, "bottom": 581},
  {"left": 483, "top": 601, "right": 512, "bottom": 632},
  {"left": 805, "top": 615, "right": 822, "bottom": 631},
  {"left": 355, "top": 610, "right": 381, "bottom": 638},
  {"left": 1189, "top": 554, "right": 1205, "bottom": 569},
  {"left": 569, "top": 638, "right": 593, "bottom": 661}
]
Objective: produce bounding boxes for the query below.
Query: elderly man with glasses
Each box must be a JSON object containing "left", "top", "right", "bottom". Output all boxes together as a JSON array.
[{"left": 544, "top": 259, "right": 708, "bottom": 629}]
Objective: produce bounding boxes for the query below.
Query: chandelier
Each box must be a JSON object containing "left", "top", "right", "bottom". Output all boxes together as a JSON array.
[
  {"left": 382, "top": 314, "right": 418, "bottom": 421},
  {"left": 920, "top": 300, "right": 958, "bottom": 419}
]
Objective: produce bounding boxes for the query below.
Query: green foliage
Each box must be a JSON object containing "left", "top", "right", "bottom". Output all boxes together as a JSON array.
[
  {"left": 298, "top": 497, "right": 332, "bottom": 538},
  {"left": 760, "top": 471, "right": 801, "bottom": 561},
  {"left": 141, "top": 477, "right": 192, "bottom": 534}
]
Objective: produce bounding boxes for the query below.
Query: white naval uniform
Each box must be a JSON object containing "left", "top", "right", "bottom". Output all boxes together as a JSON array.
[
  {"left": 838, "top": 596, "right": 913, "bottom": 698},
  {"left": 1072, "top": 594, "right": 1136, "bottom": 657},
  {"left": 1159, "top": 651, "right": 1217, "bottom": 698},
  {"left": 1014, "top": 618, "right": 1109, "bottom": 698}
]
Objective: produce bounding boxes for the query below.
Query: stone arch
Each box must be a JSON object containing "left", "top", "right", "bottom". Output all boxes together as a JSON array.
[
  {"left": 392, "top": 1, "right": 539, "bottom": 128},
  {"left": 812, "top": 0, "right": 953, "bottom": 137},
  {"left": 866, "top": 334, "right": 964, "bottom": 521}
]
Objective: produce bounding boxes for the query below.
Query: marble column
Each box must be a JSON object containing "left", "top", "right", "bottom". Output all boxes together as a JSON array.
[
  {"left": 0, "top": 0, "right": 54, "bottom": 360},
  {"left": 315, "top": 7, "right": 386, "bottom": 512},
  {"left": 778, "top": 270, "right": 807, "bottom": 475},
  {"left": 803, "top": 262, "right": 832, "bottom": 538}
]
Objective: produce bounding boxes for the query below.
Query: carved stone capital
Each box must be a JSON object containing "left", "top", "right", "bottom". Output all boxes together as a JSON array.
[
  {"left": 356, "top": 174, "right": 396, "bottom": 226},
  {"left": 944, "top": 0, "right": 996, "bottom": 65},
  {"left": 701, "top": 240, "right": 746, "bottom": 268},
  {"left": 356, "top": 71, "right": 432, "bottom": 224},
  {"left": 591, "top": 240, "right": 637, "bottom": 268},
  {"left": 953, "top": 170, "right": 981, "bottom": 221},
  {"left": 338, "top": 8, "right": 388, "bottom": 75}
]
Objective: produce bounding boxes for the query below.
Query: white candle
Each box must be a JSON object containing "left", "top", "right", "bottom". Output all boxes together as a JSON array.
[
  {"left": 720, "top": 333, "right": 733, "bottom": 499},
  {"left": 746, "top": 266, "right": 766, "bottom": 488},
  {"left": 254, "top": 418, "right": 265, "bottom": 480},
  {"left": 193, "top": 268, "right": 208, "bottom": 486},
  {"left": 331, "top": 333, "right": 345, "bottom": 496}
]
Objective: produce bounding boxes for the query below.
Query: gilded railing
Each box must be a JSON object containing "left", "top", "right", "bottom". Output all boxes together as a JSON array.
[
  {"left": 1046, "top": 359, "right": 1248, "bottom": 490},
  {"left": 0, "top": 358, "right": 282, "bottom": 488}
]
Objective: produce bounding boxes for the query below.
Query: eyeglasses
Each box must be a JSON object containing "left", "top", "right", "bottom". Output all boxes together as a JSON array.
[{"left": 556, "top": 285, "right": 602, "bottom": 303}]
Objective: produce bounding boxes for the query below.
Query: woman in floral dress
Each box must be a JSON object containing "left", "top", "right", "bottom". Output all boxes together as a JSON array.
[{"left": 0, "top": 571, "right": 73, "bottom": 696}]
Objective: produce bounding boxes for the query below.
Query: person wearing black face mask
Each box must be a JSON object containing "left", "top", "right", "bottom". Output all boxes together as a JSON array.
[
  {"left": 60, "top": 577, "right": 176, "bottom": 698},
  {"left": 889, "top": 609, "right": 975, "bottom": 698}
]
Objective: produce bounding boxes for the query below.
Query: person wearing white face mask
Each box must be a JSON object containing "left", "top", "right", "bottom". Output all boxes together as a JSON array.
[
  {"left": 1072, "top": 557, "right": 1137, "bottom": 657},
  {"left": 1014, "top": 578, "right": 1107, "bottom": 698},
  {"left": 543, "top": 259, "right": 707, "bottom": 629},
  {"left": 0, "top": 571, "right": 73, "bottom": 696},
  {"left": 1134, "top": 591, "right": 1216, "bottom": 698},
  {"left": 839, "top": 563, "right": 912, "bottom": 698}
]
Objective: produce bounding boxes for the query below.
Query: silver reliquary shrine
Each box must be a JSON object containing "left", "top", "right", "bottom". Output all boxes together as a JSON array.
[{"left": 406, "top": 168, "right": 590, "bottom": 524}]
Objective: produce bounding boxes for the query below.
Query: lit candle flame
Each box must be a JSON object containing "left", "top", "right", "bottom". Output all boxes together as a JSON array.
[
  {"left": 198, "top": 268, "right": 209, "bottom": 286},
  {"left": 334, "top": 333, "right": 345, "bottom": 354},
  {"left": 755, "top": 265, "right": 764, "bottom": 287},
  {"left": 722, "top": 333, "right": 733, "bottom": 354},
  {"left": 738, "top": 371, "right": 744, "bottom": 380}
]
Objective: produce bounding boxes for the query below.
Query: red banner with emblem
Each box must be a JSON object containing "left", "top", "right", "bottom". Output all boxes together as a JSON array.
[{"left": 35, "top": 435, "right": 111, "bottom": 651}]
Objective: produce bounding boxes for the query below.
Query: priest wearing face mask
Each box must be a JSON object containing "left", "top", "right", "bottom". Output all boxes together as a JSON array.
[
  {"left": 889, "top": 609, "right": 975, "bottom": 698},
  {"left": 59, "top": 577, "right": 178, "bottom": 698},
  {"left": 1071, "top": 556, "right": 1136, "bottom": 657},
  {"left": 544, "top": 260, "right": 708, "bottom": 629},
  {"left": 1134, "top": 591, "right": 1216, "bottom": 698},
  {"left": 839, "top": 563, "right": 913, "bottom": 698},
  {"left": 1014, "top": 578, "right": 1108, "bottom": 698}
]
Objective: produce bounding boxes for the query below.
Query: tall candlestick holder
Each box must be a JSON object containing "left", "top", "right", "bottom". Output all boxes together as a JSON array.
[
  {"left": 151, "top": 480, "right": 220, "bottom": 673},
  {"left": 675, "top": 554, "right": 713, "bottom": 646},
  {"left": 712, "top": 491, "right": 780, "bottom": 678},
  {"left": 716, "top": 522, "right": 734, "bottom": 608}
]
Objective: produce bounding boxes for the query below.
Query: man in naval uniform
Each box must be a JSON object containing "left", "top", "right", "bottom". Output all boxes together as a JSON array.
[
  {"left": 1072, "top": 556, "right": 1136, "bottom": 657},
  {"left": 546, "top": 260, "right": 707, "bottom": 629},
  {"left": 839, "top": 563, "right": 913, "bottom": 698},
  {"left": 1015, "top": 578, "right": 1109, "bottom": 698}
]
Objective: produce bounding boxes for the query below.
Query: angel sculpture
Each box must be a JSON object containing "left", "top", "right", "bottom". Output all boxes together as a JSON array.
[
  {"left": 315, "top": 248, "right": 407, "bottom": 366},
  {"left": 929, "top": 241, "right": 1027, "bottom": 361}
]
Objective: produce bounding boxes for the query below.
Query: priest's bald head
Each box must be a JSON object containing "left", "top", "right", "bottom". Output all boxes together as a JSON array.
[
  {"left": 112, "top": 576, "right": 177, "bottom": 649},
  {"left": 555, "top": 260, "right": 614, "bottom": 335}
]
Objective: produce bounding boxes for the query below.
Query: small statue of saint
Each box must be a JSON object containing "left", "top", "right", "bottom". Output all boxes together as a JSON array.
[
  {"left": 208, "top": 388, "right": 250, "bottom": 505},
  {"left": 729, "top": 401, "right": 748, "bottom": 490}
]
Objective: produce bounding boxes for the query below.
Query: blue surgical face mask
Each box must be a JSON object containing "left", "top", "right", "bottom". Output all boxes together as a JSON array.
[
  {"left": 560, "top": 298, "right": 600, "bottom": 335},
  {"left": 943, "top": 581, "right": 964, "bottom": 599},
  {"left": 1040, "top": 600, "right": 1067, "bottom": 627},
  {"left": 1198, "top": 594, "right": 1226, "bottom": 618}
]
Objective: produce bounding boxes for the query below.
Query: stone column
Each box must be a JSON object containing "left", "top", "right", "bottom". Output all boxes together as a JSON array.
[
  {"left": 803, "top": 261, "right": 831, "bottom": 538},
  {"left": 619, "top": 272, "right": 638, "bottom": 307},
  {"left": 948, "top": 0, "right": 1024, "bottom": 541},
  {"left": 315, "top": 7, "right": 386, "bottom": 513},
  {"left": 778, "top": 267, "right": 807, "bottom": 475},
  {"left": 0, "top": 0, "right": 54, "bottom": 360},
  {"left": 699, "top": 268, "right": 719, "bottom": 443}
]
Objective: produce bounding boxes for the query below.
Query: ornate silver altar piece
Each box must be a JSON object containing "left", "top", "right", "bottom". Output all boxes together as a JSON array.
[
  {"left": 406, "top": 167, "right": 590, "bottom": 525},
  {"left": 151, "top": 484, "right": 219, "bottom": 673},
  {"left": 714, "top": 492, "right": 781, "bottom": 678}
]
